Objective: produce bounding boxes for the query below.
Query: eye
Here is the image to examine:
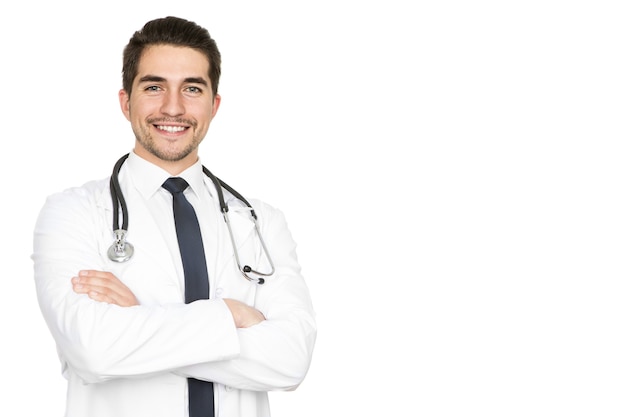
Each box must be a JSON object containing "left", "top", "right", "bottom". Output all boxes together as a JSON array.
[
  {"left": 185, "top": 86, "right": 203, "bottom": 94},
  {"left": 145, "top": 85, "right": 161, "bottom": 92}
]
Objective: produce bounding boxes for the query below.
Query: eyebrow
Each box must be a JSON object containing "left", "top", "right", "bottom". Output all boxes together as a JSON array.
[{"left": 138, "top": 75, "right": 208, "bottom": 86}]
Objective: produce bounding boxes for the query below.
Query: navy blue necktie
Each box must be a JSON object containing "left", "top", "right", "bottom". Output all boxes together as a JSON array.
[{"left": 162, "top": 177, "right": 215, "bottom": 417}]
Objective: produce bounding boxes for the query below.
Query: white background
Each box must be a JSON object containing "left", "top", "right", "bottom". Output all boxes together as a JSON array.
[{"left": 2, "top": 1, "right": 626, "bottom": 415}]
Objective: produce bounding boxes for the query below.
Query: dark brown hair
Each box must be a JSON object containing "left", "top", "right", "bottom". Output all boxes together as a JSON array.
[{"left": 122, "top": 16, "right": 221, "bottom": 97}]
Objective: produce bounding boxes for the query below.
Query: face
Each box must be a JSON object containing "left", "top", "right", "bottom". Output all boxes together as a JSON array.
[{"left": 119, "top": 44, "right": 221, "bottom": 174}]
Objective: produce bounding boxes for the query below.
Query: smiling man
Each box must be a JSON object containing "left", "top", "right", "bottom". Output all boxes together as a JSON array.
[
  {"left": 32, "top": 16, "right": 316, "bottom": 417},
  {"left": 120, "top": 44, "right": 220, "bottom": 171}
]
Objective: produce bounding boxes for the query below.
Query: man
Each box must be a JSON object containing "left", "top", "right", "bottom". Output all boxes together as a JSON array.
[{"left": 32, "top": 16, "right": 316, "bottom": 417}]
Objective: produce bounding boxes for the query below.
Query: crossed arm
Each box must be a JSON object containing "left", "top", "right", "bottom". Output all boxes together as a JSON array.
[{"left": 71, "top": 270, "right": 265, "bottom": 328}]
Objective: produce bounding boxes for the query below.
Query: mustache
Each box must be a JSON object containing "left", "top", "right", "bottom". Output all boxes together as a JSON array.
[{"left": 147, "top": 117, "right": 197, "bottom": 128}]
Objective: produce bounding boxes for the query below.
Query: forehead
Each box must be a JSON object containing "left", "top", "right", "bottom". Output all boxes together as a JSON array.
[{"left": 135, "top": 44, "right": 210, "bottom": 82}]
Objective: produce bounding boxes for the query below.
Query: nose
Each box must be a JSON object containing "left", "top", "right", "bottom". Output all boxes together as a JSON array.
[{"left": 160, "top": 90, "right": 185, "bottom": 116}]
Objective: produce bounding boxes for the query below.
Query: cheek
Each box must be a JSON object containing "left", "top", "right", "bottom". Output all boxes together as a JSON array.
[
  {"left": 129, "top": 98, "right": 161, "bottom": 119},
  {"left": 190, "top": 107, "right": 215, "bottom": 129}
]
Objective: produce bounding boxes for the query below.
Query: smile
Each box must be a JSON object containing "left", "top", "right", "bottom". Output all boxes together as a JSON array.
[{"left": 155, "top": 125, "right": 187, "bottom": 133}]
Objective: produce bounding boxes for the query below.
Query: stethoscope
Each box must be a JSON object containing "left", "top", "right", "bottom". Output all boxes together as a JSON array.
[{"left": 107, "top": 153, "right": 275, "bottom": 285}]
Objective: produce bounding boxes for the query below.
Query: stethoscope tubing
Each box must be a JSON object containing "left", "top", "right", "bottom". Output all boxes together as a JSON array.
[
  {"left": 108, "top": 153, "right": 274, "bottom": 284},
  {"left": 110, "top": 153, "right": 130, "bottom": 231}
]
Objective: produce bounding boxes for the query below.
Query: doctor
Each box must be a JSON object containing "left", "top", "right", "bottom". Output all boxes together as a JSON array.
[{"left": 32, "top": 16, "right": 316, "bottom": 417}]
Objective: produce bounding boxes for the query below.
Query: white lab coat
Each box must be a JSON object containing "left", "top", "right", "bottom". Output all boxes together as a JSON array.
[{"left": 32, "top": 157, "right": 317, "bottom": 417}]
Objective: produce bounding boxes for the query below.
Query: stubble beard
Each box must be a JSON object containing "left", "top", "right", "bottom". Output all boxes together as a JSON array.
[{"left": 135, "top": 120, "right": 202, "bottom": 162}]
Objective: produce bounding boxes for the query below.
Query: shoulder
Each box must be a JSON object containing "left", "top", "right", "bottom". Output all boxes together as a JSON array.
[
  {"left": 248, "top": 198, "right": 280, "bottom": 217},
  {"left": 46, "top": 177, "right": 109, "bottom": 204},
  {"left": 247, "top": 198, "right": 292, "bottom": 231},
  {"left": 38, "top": 178, "right": 110, "bottom": 220}
]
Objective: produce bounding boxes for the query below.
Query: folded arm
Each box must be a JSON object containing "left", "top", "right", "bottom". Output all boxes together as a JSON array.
[
  {"left": 176, "top": 204, "right": 317, "bottom": 391},
  {"left": 33, "top": 188, "right": 240, "bottom": 384}
]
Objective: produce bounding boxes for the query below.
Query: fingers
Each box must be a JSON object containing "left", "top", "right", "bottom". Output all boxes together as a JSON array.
[
  {"left": 72, "top": 270, "right": 139, "bottom": 307},
  {"left": 223, "top": 298, "right": 265, "bottom": 328}
]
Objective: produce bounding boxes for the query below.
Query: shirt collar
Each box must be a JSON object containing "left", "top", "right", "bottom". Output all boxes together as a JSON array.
[{"left": 126, "top": 151, "right": 206, "bottom": 199}]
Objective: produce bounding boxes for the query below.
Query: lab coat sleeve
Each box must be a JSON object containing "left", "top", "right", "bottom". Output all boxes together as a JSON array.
[
  {"left": 176, "top": 203, "right": 317, "bottom": 391},
  {"left": 32, "top": 183, "right": 240, "bottom": 384}
]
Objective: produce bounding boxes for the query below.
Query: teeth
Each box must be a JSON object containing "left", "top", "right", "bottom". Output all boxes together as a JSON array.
[{"left": 157, "top": 125, "right": 186, "bottom": 133}]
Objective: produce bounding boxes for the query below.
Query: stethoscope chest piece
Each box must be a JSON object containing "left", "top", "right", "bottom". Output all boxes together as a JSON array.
[{"left": 108, "top": 229, "right": 134, "bottom": 263}]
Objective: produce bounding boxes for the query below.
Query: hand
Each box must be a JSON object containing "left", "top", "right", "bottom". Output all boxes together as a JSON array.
[
  {"left": 223, "top": 298, "right": 265, "bottom": 328},
  {"left": 72, "top": 270, "right": 139, "bottom": 307}
]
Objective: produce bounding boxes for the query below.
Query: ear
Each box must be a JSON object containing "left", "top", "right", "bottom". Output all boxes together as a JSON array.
[
  {"left": 119, "top": 89, "right": 131, "bottom": 121},
  {"left": 211, "top": 94, "right": 221, "bottom": 118}
]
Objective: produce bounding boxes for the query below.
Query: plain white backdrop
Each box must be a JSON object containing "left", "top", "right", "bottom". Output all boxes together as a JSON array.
[{"left": 3, "top": 1, "right": 626, "bottom": 415}]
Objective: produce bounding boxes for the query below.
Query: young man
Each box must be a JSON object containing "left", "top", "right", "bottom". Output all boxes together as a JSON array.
[{"left": 32, "top": 16, "right": 316, "bottom": 417}]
